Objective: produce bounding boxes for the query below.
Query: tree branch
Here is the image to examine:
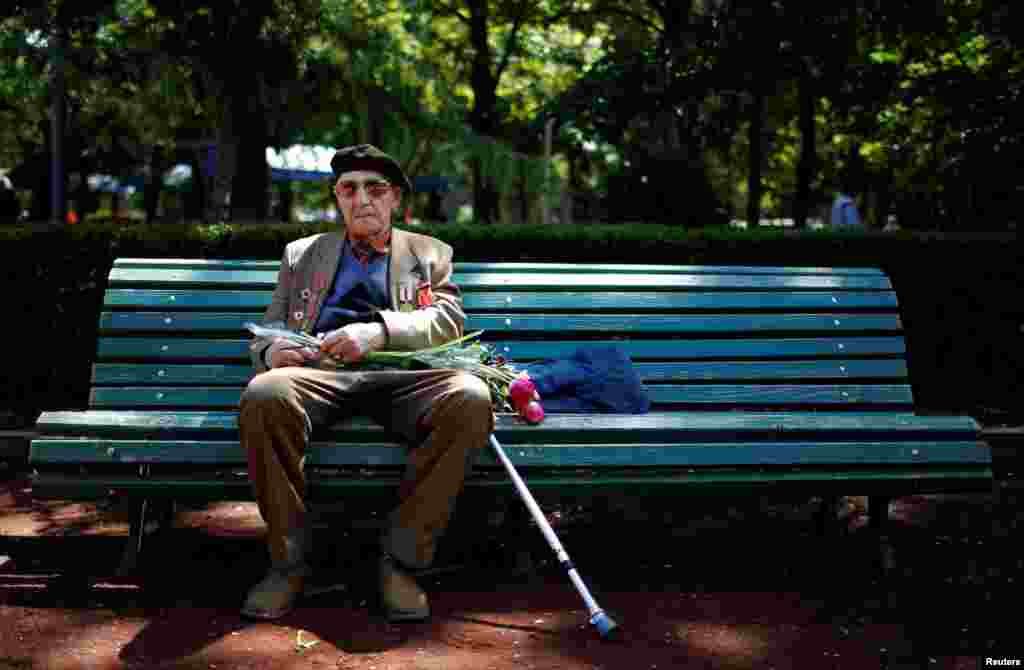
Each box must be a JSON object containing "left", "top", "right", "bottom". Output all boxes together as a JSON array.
[
  {"left": 648, "top": 0, "right": 669, "bottom": 17},
  {"left": 407, "top": 123, "right": 443, "bottom": 177},
  {"left": 568, "top": 2, "right": 662, "bottom": 34},
  {"left": 433, "top": 0, "right": 472, "bottom": 27},
  {"left": 495, "top": 0, "right": 532, "bottom": 81}
]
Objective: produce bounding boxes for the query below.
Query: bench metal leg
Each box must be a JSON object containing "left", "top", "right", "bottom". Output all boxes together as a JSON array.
[
  {"left": 868, "top": 494, "right": 891, "bottom": 533},
  {"left": 116, "top": 498, "right": 176, "bottom": 576},
  {"left": 814, "top": 495, "right": 842, "bottom": 537},
  {"left": 990, "top": 478, "right": 1011, "bottom": 540},
  {"left": 869, "top": 496, "right": 894, "bottom": 569},
  {"left": 117, "top": 498, "right": 150, "bottom": 575},
  {"left": 866, "top": 494, "right": 896, "bottom": 612}
]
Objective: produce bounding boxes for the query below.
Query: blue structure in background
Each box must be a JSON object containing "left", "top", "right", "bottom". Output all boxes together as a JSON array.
[
  {"left": 270, "top": 168, "right": 453, "bottom": 194},
  {"left": 87, "top": 167, "right": 453, "bottom": 195},
  {"left": 83, "top": 145, "right": 455, "bottom": 224}
]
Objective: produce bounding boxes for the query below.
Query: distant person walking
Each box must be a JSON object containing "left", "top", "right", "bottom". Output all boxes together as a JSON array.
[{"left": 830, "top": 188, "right": 863, "bottom": 229}]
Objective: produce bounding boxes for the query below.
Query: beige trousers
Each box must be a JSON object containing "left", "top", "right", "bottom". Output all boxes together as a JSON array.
[{"left": 239, "top": 366, "right": 493, "bottom": 573}]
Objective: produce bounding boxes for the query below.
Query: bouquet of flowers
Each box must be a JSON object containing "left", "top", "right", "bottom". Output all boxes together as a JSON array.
[{"left": 244, "top": 323, "right": 544, "bottom": 423}]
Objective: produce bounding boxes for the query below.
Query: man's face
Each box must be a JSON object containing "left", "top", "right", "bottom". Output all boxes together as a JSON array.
[{"left": 335, "top": 169, "right": 401, "bottom": 247}]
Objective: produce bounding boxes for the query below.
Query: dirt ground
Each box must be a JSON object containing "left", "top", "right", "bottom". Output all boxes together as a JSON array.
[{"left": 1, "top": 472, "right": 1021, "bottom": 670}]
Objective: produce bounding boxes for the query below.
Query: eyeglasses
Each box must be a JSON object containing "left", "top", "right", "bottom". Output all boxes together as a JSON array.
[{"left": 336, "top": 179, "right": 394, "bottom": 200}]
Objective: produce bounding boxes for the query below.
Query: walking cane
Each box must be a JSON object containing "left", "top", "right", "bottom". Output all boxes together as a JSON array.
[{"left": 489, "top": 434, "right": 619, "bottom": 639}]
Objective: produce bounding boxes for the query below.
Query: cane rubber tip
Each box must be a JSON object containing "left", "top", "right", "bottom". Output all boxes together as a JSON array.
[{"left": 591, "top": 611, "right": 619, "bottom": 639}]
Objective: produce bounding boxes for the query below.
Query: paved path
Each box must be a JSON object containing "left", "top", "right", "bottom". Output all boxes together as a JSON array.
[{"left": 1, "top": 476, "right": 1020, "bottom": 669}]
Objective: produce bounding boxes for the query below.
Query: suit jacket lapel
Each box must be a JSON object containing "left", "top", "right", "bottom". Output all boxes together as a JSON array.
[
  {"left": 309, "top": 232, "right": 344, "bottom": 327},
  {"left": 388, "top": 228, "right": 418, "bottom": 311}
]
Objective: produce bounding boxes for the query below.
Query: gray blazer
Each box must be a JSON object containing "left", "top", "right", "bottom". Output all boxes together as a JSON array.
[{"left": 248, "top": 227, "right": 465, "bottom": 373}]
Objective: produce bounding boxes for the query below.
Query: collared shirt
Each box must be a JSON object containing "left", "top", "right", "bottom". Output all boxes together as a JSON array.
[{"left": 312, "top": 236, "right": 390, "bottom": 335}]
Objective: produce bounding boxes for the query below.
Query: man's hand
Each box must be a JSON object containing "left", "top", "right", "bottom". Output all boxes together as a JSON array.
[
  {"left": 319, "top": 322, "right": 388, "bottom": 363},
  {"left": 266, "top": 338, "right": 319, "bottom": 369}
]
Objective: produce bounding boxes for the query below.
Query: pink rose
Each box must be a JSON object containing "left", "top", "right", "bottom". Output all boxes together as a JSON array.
[
  {"left": 523, "top": 401, "right": 545, "bottom": 424},
  {"left": 508, "top": 377, "right": 537, "bottom": 411}
]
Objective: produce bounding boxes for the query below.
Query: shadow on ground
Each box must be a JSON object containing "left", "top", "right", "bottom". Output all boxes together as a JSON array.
[{"left": 2, "top": 475, "right": 1023, "bottom": 669}]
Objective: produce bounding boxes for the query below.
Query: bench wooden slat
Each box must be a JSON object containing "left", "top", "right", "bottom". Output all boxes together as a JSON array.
[
  {"left": 470, "top": 291, "right": 898, "bottom": 311},
  {"left": 108, "top": 268, "right": 894, "bottom": 291},
  {"left": 90, "top": 360, "right": 910, "bottom": 386},
  {"left": 99, "top": 311, "right": 904, "bottom": 334},
  {"left": 87, "top": 384, "right": 916, "bottom": 409},
  {"left": 113, "top": 258, "right": 888, "bottom": 276},
  {"left": 105, "top": 289, "right": 273, "bottom": 310},
  {"left": 488, "top": 338, "right": 905, "bottom": 361},
  {"left": 462, "top": 273, "right": 894, "bottom": 290},
  {"left": 474, "top": 313, "right": 902, "bottom": 333},
  {"left": 30, "top": 466, "right": 993, "bottom": 503},
  {"left": 318, "top": 467, "right": 995, "bottom": 490},
  {"left": 30, "top": 439, "right": 991, "bottom": 467},
  {"left": 96, "top": 337, "right": 909, "bottom": 361},
  {"left": 93, "top": 364, "right": 254, "bottom": 385},
  {"left": 638, "top": 360, "right": 908, "bottom": 381},
  {"left": 453, "top": 263, "right": 889, "bottom": 276},
  {"left": 104, "top": 288, "right": 900, "bottom": 311},
  {"left": 654, "top": 384, "right": 913, "bottom": 405},
  {"left": 36, "top": 410, "right": 981, "bottom": 440},
  {"left": 98, "top": 338, "right": 250, "bottom": 360}
]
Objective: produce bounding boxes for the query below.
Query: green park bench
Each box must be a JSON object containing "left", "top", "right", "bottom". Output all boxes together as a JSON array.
[{"left": 28, "top": 258, "right": 993, "bottom": 572}]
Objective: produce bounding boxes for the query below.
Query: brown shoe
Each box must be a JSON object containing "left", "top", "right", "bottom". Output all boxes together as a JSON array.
[
  {"left": 241, "top": 571, "right": 306, "bottom": 620},
  {"left": 379, "top": 554, "right": 430, "bottom": 622}
]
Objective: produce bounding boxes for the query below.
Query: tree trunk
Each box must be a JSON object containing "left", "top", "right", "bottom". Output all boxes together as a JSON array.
[
  {"left": 467, "top": 0, "right": 501, "bottom": 224},
  {"left": 205, "top": 98, "right": 236, "bottom": 224},
  {"left": 364, "top": 87, "right": 386, "bottom": 148},
  {"left": 746, "top": 88, "right": 764, "bottom": 228},
  {"left": 231, "top": 88, "right": 270, "bottom": 222},
  {"left": 143, "top": 146, "right": 165, "bottom": 224},
  {"left": 519, "top": 157, "right": 529, "bottom": 224},
  {"left": 425, "top": 190, "right": 445, "bottom": 222},
  {"left": 277, "top": 181, "right": 293, "bottom": 223},
  {"left": 876, "top": 163, "right": 893, "bottom": 229},
  {"left": 963, "top": 178, "right": 973, "bottom": 230},
  {"left": 185, "top": 148, "right": 206, "bottom": 222},
  {"left": 71, "top": 152, "right": 100, "bottom": 222},
  {"left": 50, "top": 26, "right": 67, "bottom": 225},
  {"left": 847, "top": 141, "right": 864, "bottom": 194},
  {"left": 794, "top": 62, "right": 816, "bottom": 228},
  {"left": 28, "top": 123, "right": 51, "bottom": 221}
]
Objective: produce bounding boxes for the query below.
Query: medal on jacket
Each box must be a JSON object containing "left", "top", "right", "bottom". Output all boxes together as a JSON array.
[
  {"left": 416, "top": 280, "right": 434, "bottom": 308},
  {"left": 398, "top": 281, "right": 415, "bottom": 312}
]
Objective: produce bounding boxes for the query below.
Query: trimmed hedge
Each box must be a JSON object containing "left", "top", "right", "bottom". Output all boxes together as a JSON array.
[{"left": 2, "top": 220, "right": 1020, "bottom": 428}]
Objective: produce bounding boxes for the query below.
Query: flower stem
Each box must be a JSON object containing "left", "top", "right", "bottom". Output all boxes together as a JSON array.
[{"left": 363, "top": 330, "right": 484, "bottom": 362}]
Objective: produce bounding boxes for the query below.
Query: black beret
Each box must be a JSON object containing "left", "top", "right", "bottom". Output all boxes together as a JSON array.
[{"left": 330, "top": 144, "right": 412, "bottom": 192}]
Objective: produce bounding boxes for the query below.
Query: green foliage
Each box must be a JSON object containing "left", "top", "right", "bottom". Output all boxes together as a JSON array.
[
  {"left": 0, "top": 16, "right": 52, "bottom": 170},
  {"left": 2, "top": 0, "right": 1022, "bottom": 231},
  {"left": 868, "top": 48, "right": 902, "bottom": 65}
]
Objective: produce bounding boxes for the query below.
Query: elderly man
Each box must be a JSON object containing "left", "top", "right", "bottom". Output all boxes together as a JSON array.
[{"left": 240, "top": 144, "right": 493, "bottom": 621}]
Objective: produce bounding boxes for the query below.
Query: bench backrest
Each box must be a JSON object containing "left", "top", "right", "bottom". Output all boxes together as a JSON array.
[{"left": 92, "top": 258, "right": 913, "bottom": 413}]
